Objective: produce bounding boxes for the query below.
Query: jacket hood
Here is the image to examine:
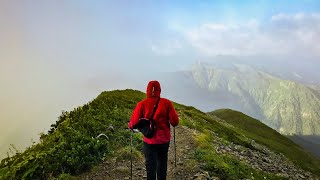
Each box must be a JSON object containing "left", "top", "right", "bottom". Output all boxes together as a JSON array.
[{"left": 146, "top": 80, "right": 161, "bottom": 98}]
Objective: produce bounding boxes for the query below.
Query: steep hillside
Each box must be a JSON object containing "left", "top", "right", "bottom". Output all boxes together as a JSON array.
[
  {"left": 1, "top": 90, "right": 319, "bottom": 180},
  {"left": 0, "top": 90, "right": 144, "bottom": 179},
  {"left": 287, "top": 135, "right": 320, "bottom": 158},
  {"left": 209, "top": 109, "right": 320, "bottom": 170},
  {"left": 189, "top": 63, "right": 320, "bottom": 135}
]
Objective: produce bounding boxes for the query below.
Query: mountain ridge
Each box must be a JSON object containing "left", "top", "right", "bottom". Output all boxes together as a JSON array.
[
  {"left": 0, "top": 89, "right": 319, "bottom": 179},
  {"left": 182, "top": 62, "right": 320, "bottom": 135}
]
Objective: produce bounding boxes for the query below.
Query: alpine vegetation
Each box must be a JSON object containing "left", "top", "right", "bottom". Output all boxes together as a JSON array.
[{"left": 1, "top": 90, "right": 319, "bottom": 179}]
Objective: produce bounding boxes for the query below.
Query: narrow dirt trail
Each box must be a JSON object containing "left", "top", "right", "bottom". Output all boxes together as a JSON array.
[{"left": 77, "top": 126, "right": 208, "bottom": 180}]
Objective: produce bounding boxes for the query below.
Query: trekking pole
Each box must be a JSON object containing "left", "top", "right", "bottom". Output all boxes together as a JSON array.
[
  {"left": 130, "top": 130, "right": 133, "bottom": 180},
  {"left": 174, "top": 126, "right": 176, "bottom": 168},
  {"left": 173, "top": 126, "right": 177, "bottom": 180}
]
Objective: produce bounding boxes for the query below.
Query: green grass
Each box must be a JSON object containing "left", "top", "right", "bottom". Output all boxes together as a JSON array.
[
  {"left": 0, "top": 89, "right": 145, "bottom": 179},
  {"left": 1, "top": 90, "right": 318, "bottom": 179},
  {"left": 192, "top": 130, "right": 285, "bottom": 180},
  {"left": 209, "top": 109, "right": 320, "bottom": 176},
  {"left": 176, "top": 106, "right": 286, "bottom": 179}
]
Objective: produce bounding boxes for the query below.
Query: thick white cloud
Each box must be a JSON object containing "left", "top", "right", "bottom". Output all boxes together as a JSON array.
[{"left": 183, "top": 13, "right": 320, "bottom": 57}]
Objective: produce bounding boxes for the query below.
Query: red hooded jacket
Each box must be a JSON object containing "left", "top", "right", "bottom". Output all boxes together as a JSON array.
[{"left": 128, "top": 81, "right": 179, "bottom": 144}]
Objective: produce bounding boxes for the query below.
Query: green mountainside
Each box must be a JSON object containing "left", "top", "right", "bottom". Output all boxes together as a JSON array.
[
  {"left": 190, "top": 63, "right": 320, "bottom": 135},
  {"left": 209, "top": 109, "right": 319, "bottom": 172},
  {"left": 1, "top": 90, "right": 319, "bottom": 180}
]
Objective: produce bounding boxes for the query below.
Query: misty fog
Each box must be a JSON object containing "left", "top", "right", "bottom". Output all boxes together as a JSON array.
[{"left": 1, "top": 1, "right": 320, "bottom": 160}]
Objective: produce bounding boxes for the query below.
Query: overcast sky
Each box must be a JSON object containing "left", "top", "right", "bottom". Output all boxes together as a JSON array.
[{"left": 0, "top": 0, "right": 319, "bottom": 158}]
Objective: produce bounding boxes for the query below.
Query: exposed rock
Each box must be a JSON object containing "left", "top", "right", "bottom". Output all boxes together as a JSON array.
[
  {"left": 114, "top": 166, "right": 129, "bottom": 173},
  {"left": 212, "top": 135, "right": 318, "bottom": 180},
  {"left": 76, "top": 126, "right": 318, "bottom": 180}
]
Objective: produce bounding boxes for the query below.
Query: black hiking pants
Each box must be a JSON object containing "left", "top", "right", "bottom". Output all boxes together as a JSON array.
[{"left": 143, "top": 141, "right": 170, "bottom": 180}]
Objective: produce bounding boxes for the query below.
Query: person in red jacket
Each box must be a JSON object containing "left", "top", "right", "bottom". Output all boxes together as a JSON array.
[{"left": 128, "top": 80, "right": 179, "bottom": 180}]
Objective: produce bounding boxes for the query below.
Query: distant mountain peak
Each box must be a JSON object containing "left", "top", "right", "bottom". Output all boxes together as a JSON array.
[{"left": 169, "top": 62, "right": 320, "bottom": 135}]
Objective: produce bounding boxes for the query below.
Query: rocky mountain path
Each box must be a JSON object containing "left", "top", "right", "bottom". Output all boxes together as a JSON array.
[
  {"left": 76, "top": 125, "right": 318, "bottom": 180},
  {"left": 76, "top": 126, "right": 211, "bottom": 180}
]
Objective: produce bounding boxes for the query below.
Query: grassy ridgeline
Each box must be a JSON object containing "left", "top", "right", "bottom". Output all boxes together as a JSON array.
[
  {"left": 0, "top": 89, "right": 319, "bottom": 179},
  {"left": 0, "top": 90, "right": 145, "bottom": 179},
  {"left": 209, "top": 109, "right": 320, "bottom": 176}
]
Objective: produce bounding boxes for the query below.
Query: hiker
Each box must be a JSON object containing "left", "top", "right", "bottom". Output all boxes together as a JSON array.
[{"left": 128, "top": 80, "right": 179, "bottom": 180}]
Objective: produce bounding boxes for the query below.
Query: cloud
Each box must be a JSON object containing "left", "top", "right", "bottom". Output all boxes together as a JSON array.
[
  {"left": 151, "top": 39, "right": 182, "bottom": 56},
  {"left": 182, "top": 13, "right": 320, "bottom": 57}
]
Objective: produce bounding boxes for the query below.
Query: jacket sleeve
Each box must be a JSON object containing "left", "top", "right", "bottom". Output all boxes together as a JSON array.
[
  {"left": 128, "top": 102, "right": 143, "bottom": 129},
  {"left": 168, "top": 100, "right": 179, "bottom": 127}
]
